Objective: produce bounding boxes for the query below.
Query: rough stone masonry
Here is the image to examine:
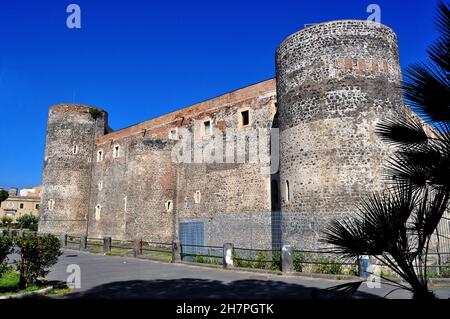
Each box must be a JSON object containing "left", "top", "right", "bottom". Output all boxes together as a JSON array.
[{"left": 38, "top": 20, "right": 423, "bottom": 250}]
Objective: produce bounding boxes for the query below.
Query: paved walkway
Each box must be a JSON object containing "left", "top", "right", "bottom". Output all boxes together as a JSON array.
[{"left": 35, "top": 249, "right": 450, "bottom": 299}]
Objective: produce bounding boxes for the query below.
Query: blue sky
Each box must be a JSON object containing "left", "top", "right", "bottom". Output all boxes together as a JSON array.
[{"left": 0, "top": 0, "right": 441, "bottom": 189}]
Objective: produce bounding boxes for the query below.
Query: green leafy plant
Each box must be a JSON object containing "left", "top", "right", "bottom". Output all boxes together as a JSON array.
[
  {"left": 1, "top": 216, "right": 13, "bottom": 228},
  {"left": 0, "top": 236, "right": 13, "bottom": 277},
  {"left": 270, "top": 251, "right": 282, "bottom": 271},
  {"left": 0, "top": 190, "right": 8, "bottom": 203},
  {"left": 312, "top": 257, "right": 344, "bottom": 275},
  {"left": 293, "top": 251, "right": 306, "bottom": 272},
  {"left": 89, "top": 107, "right": 103, "bottom": 119},
  {"left": 15, "top": 234, "right": 61, "bottom": 289},
  {"left": 16, "top": 214, "right": 39, "bottom": 230},
  {"left": 255, "top": 252, "right": 267, "bottom": 269},
  {"left": 194, "top": 255, "right": 205, "bottom": 263}
]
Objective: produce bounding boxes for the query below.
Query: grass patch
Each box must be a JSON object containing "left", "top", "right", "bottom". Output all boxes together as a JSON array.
[
  {"left": 0, "top": 269, "right": 20, "bottom": 290},
  {"left": 0, "top": 269, "right": 48, "bottom": 297},
  {"left": 46, "top": 287, "right": 72, "bottom": 296}
]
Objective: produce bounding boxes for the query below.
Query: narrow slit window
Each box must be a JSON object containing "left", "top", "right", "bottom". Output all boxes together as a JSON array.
[
  {"left": 241, "top": 110, "right": 250, "bottom": 126},
  {"left": 165, "top": 200, "right": 173, "bottom": 212},
  {"left": 204, "top": 121, "right": 212, "bottom": 136},
  {"left": 113, "top": 145, "right": 120, "bottom": 158},
  {"left": 48, "top": 199, "right": 55, "bottom": 211},
  {"left": 97, "top": 150, "right": 104, "bottom": 162},
  {"left": 285, "top": 180, "right": 290, "bottom": 202},
  {"left": 73, "top": 145, "right": 78, "bottom": 154},
  {"left": 194, "top": 190, "right": 202, "bottom": 204},
  {"left": 95, "top": 204, "right": 102, "bottom": 221}
]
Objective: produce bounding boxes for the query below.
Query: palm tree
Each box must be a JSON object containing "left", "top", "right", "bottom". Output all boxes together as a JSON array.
[{"left": 322, "top": 1, "right": 450, "bottom": 299}]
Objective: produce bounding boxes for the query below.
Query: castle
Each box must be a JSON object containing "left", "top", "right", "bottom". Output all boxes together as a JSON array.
[{"left": 38, "top": 20, "right": 409, "bottom": 250}]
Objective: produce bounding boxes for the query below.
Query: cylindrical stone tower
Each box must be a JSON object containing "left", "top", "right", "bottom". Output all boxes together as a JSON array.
[
  {"left": 39, "top": 104, "right": 108, "bottom": 236},
  {"left": 275, "top": 20, "right": 404, "bottom": 249}
]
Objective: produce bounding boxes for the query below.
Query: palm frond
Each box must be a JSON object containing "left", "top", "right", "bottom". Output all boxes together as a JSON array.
[
  {"left": 376, "top": 116, "right": 428, "bottom": 147},
  {"left": 403, "top": 62, "right": 450, "bottom": 123},
  {"left": 319, "top": 281, "right": 364, "bottom": 299}
]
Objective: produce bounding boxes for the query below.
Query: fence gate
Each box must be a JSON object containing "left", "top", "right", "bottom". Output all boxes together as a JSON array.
[{"left": 179, "top": 221, "right": 204, "bottom": 260}]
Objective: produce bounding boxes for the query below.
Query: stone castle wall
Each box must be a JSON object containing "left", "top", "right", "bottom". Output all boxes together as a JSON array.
[
  {"left": 276, "top": 20, "right": 404, "bottom": 249},
  {"left": 40, "top": 20, "right": 410, "bottom": 250},
  {"left": 39, "top": 105, "right": 108, "bottom": 235}
]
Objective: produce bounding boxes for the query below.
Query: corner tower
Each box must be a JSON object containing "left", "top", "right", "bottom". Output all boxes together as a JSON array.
[
  {"left": 275, "top": 20, "right": 404, "bottom": 249},
  {"left": 39, "top": 104, "right": 108, "bottom": 236}
]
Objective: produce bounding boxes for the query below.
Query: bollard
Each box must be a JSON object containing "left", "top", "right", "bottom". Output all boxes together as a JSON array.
[
  {"left": 358, "top": 255, "right": 370, "bottom": 278},
  {"left": 80, "top": 235, "right": 87, "bottom": 251},
  {"left": 223, "top": 243, "right": 234, "bottom": 269},
  {"left": 59, "top": 234, "right": 67, "bottom": 247},
  {"left": 281, "top": 244, "right": 293, "bottom": 273},
  {"left": 172, "top": 240, "right": 181, "bottom": 263},
  {"left": 134, "top": 239, "right": 142, "bottom": 257},
  {"left": 103, "top": 237, "right": 111, "bottom": 253}
]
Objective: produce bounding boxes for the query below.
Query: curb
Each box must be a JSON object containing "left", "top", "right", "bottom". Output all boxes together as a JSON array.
[{"left": 0, "top": 286, "right": 53, "bottom": 299}]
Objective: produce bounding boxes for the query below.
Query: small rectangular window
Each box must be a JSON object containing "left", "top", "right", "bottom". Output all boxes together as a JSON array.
[
  {"left": 35, "top": 204, "right": 39, "bottom": 210},
  {"left": 241, "top": 110, "right": 249, "bottom": 126},
  {"left": 20, "top": 203, "right": 24, "bottom": 209},
  {"left": 113, "top": 145, "right": 120, "bottom": 158},
  {"left": 97, "top": 150, "right": 103, "bottom": 162},
  {"left": 169, "top": 129, "right": 177, "bottom": 140},
  {"left": 204, "top": 121, "right": 212, "bottom": 136}
]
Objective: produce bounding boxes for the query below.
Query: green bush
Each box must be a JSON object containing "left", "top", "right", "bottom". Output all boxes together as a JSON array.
[
  {"left": 16, "top": 214, "right": 39, "bottom": 229},
  {"left": 1, "top": 216, "right": 13, "bottom": 228},
  {"left": 0, "top": 236, "right": 13, "bottom": 277},
  {"left": 270, "top": 251, "right": 282, "bottom": 271},
  {"left": 233, "top": 256, "right": 254, "bottom": 268},
  {"left": 15, "top": 234, "right": 61, "bottom": 288},
  {"left": 194, "top": 255, "right": 205, "bottom": 263},
  {"left": 28, "top": 223, "right": 38, "bottom": 232},
  {"left": 312, "top": 257, "right": 344, "bottom": 275},
  {"left": 255, "top": 252, "right": 267, "bottom": 269},
  {"left": 293, "top": 251, "right": 306, "bottom": 272}
]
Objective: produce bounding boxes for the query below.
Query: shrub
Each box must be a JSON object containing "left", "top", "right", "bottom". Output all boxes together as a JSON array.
[
  {"left": 1, "top": 216, "right": 13, "bottom": 228},
  {"left": 15, "top": 234, "right": 61, "bottom": 288},
  {"left": 293, "top": 251, "right": 306, "bottom": 272},
  {"left": 233, "top": 256, "right": 254, "bottom": 268},
  {"left": 28, "top": 223, "right": 38, "bottom": 232},
  {"left": 312, "top": 257, "right": 344, "bottom": 275},
  {"left": 89, "top": 108, "right": 103, "bottom": 119},
  {"left": 0, "top": 236, "right": 13, "bottom": 277},
  {"left": 16, "top": 214, "right": 39, "bottom": 229},
  {"left": 194, "top": 255, "right": 205, "bottom": 263},
  {"left": 255, "top": 252, "right": 267, "bottom": 269},
  {"left": 270, "top": 251, "right": 282, "bottom": 271}
]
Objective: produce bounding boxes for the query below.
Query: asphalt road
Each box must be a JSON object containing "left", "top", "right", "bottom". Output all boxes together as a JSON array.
[{"left": 20, "top": 249, "right": 446, "bottom": 299}]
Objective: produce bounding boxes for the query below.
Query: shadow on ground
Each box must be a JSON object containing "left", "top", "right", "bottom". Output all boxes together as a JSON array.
[{"left": 52, "top": 278, "right": 381, "bottom": 299}]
